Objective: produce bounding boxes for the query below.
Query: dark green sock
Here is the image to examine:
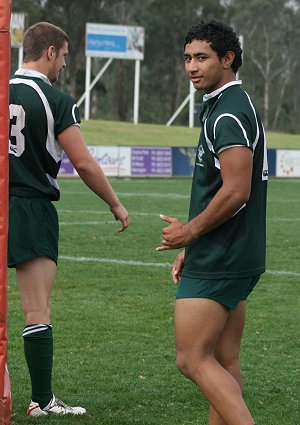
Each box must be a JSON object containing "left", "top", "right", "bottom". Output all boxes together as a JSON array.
[{"left": 23, "top": 324, "right": 53, "bottom": 409}]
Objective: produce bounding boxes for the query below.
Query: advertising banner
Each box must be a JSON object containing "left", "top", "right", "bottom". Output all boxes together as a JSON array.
[
  {"left": 58, "top": 146, "right": 289, "bottom": 178},
  {"left": 87, "top": 146, "right": 131, "bottom": 176},
  {"left": 59, "top": 153, "right": 74, "bottom": 175},
  {"left": 10, "top": 12, "right": 25, "bottom": 47},
  {"left": 131, "top": 147, "right": 172, "bottom": 176},
  {"left": 86, "top": 23, "right": 144, "bottom": 60},
  {"left": 267, "top": 149, "right": 276, "bottom": 177},
  {"left": 172, "top": 147, "right": 196, "bottom": 176},
  {"left": 276, "top": 150, "right": 300, "bottom": 177}
]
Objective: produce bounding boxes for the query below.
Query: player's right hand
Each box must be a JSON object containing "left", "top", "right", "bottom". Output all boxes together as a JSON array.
[
  {"left": 172, "top": 250, "right": 185, "bottom": 285},
  {"left": 110, "top": 204, "right": 130, "bottom": 233}
]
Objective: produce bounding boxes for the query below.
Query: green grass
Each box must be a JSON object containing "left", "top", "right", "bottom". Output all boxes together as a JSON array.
[
  {"left": 7, "top": 177, "right": 300, "bottom": 424},
  {"left": 80, "top": 119, "right": 300, "bottom": 149}
]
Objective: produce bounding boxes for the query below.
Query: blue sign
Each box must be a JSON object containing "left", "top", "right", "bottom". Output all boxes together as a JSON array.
[
  {"left": 172, "top": 147, "right": 196, "bottom": 176},
  {"left": 87, "top": 34, "right": 127, "bottom": 53},
  {"left": 267, "top": 149, "right": 276, "bottom": 176}
]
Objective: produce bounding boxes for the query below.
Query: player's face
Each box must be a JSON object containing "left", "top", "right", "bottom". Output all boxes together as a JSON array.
[
  {"left": 49, "top": 41, "right": 68, "bottom": 83},
  {"left": 184, "top": 39, "right": 231, "bottom": 94}
]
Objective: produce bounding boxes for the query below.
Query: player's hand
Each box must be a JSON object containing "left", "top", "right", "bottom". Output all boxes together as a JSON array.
[
  {"left": 172, "top": 250, "right": 185, "bottom": 284},
  {"left": 110, "top": 204, "right": 130, "bottom": 232},
  {"left": 156, "top": 214, "right": 192, "bottom": 251}
]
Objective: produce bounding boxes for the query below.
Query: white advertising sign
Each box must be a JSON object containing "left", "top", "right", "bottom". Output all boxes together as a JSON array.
[
  {"left": 86, "top": 23, "right": 144, "bottom": 60},
  {"left": 10, "top": 13, "right": 26, "bottom": 47},
  {"left": 87, "top": 146, "right": 131, "bottom": 176},
  {"left": 276, "top": 150, "right": 300, "bottom": 177}
]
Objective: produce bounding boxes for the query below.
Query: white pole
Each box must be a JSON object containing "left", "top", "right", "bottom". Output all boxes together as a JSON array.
[
  {"left": 166, "top": 84, "right": 196, "bottom": 127},
  {"left": 133, "top": 59, "right": 140, "bottom": 124},
  {"left": 84, "top": 56, "right": 91, "bottom": 121},
  {"left": 77, "top": 58, "right": 113, "bottom": 107},
  {"left": 18, "top": 46, "right": 23, "bottom": 68},
  {"left": 166, "top": 94, "right": 190, "bottom": 127},
  {"left": 189, "top": 81, "right": 195, "bottom": 128},
  {"left": 237, "top": 35, "right": 244, "bottom": 80}
]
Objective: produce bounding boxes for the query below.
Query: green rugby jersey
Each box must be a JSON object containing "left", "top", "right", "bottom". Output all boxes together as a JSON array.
[
  {"left": 9, "top": 69, "right": 80, "bottom": 201},
  {"left": 183, "top": 81, "right": 268, "bottom": 279}
]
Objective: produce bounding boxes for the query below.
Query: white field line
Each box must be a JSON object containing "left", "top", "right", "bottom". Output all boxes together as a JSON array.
[
  {"left": 61, "top": 191, "right": 300, "bottom": 204},
  {"left": 267, "top": 199, "right": 300, "bottom": 203},
  {"left": 60, "top": 178, "right": 182, "bottom": 185},
  {"left": 59, "top": 255, "right": 300, "bottom": 277},
  {"left": 62, "top": 191, "right": 190, "bottom": 199},
  {"left": 60, "top": 255, "right": 171, "bottom": 268},
  {"left": 266, "top": 270, "right": 300, "bottom": 276},
  {"left": 60, "top": 221, "right": 116, "bottom": 226},
  {"left": 57, "top": 208, "right": 187, "bottom": 219},
  {"left": 61, "top": 178, "right": 300, "bottom": 184},
  {"left": 268, "top": 217, "right": 300, "bottom": 221},
  {"left": 58, "top": 210, "right": 162, "bottom": 216},
  {"left": 58, "top": 210, "right": 298, "bottom": 222},
  {"left": 269, "top": 179, "right": 300, "bottom": 184}
]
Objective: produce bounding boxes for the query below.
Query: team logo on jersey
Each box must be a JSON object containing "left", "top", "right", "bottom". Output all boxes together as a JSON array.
[{"left": 196, "top": 145, "right": 205, "bottom": 167}]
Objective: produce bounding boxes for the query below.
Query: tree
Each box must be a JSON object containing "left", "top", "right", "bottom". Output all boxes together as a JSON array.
[
  {"left": 137, "top": 0, "right": 228, "bottom": 124},
  {"left": 231, "top": 0, "right": 300, "bottom": 130},
  {"left": 10, "top": 0, "right": 300, "bottom": 131}
]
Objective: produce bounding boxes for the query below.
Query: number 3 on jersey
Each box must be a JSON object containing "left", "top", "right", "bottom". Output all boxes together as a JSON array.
[{"left": 9, "top": 104, "right": 25, "bottom": 157}]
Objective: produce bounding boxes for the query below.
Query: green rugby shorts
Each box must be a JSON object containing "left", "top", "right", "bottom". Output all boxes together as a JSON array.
[
  {"left": 176, "top": 274, "right": 261, "bottom": 310},
  {"left": 8, "top": 196, "right": 59, "bottom": 267}
]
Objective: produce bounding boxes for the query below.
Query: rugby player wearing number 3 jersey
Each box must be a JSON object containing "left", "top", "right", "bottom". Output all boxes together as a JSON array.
[
  {"left": 157, "top": 20, "right": 267, "bottom": 425},
  {"left": 9, "top": 22, "right": 130, "bottom": 417}
]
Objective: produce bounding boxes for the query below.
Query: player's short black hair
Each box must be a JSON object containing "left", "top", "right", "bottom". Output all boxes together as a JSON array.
[
  {"left": 184, "top": 20, "right": 242, "bottom": 74},
  {"left": 23, "top": 22, "right": 69, "bottom": 62}
]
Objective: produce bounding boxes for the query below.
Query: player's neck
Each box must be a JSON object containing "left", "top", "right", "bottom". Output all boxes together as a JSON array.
[{"left": 22, "top": 60, "right": 50, "bottom": 79}]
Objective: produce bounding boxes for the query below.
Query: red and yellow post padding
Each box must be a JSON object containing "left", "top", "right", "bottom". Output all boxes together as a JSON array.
[{"left": 0, "top": 1, "right": 12, "bottom": 423}]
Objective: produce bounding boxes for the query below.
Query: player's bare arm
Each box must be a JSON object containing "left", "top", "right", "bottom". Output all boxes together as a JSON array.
[
  {"left": 157, "top": 146, "right": 252, "bottom": 250},
  {"left": 58, "top": 125, "right": 130, "bottom": 232}
]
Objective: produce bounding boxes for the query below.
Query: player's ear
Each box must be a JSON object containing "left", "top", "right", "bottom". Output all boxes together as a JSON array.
[
  {"left": 222, "top": 51, "right": 235, "bottom": 69},
  {"left": 46, "top": 46, "right": 55, "bottom": 61}
]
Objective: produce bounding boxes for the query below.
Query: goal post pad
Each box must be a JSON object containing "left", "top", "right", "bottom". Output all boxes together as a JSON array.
[{"left": 0, "top": 0, "right": 12, "bottom": 424}]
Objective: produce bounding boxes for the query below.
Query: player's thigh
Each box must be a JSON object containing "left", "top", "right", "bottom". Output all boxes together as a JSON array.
[
  {"left": 175, "top": 298, "right": 230, "bottom": 355},
  {"left": 16, "top": 256, "right": 57, "bottom": 313},
  {"left": 215, "top": 301, "right": 246, "bottom": 363}
]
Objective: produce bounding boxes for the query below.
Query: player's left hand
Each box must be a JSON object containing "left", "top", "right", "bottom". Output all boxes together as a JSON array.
[{"left": 156, "top": 214, "right": 192, "bottom": 251}]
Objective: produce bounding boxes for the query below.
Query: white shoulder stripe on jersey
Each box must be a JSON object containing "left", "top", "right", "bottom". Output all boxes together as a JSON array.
[
  {"left": 71, "top": 104, "right": 80, "bottom": 125},
  {"left": 244, "top": 91, "right": 260, "bottom": 150},
  {"left": 203, "top": 120, "right": 220, "bottom": 169},
  {"left": 244, "top": 91, "right": 269, "bottom": 180},
  {"left": 10, "top": 78, "right": 63, "bottom": 164},
  {"left": 213, "top": 113, "right": 251, "bottom": 147}
]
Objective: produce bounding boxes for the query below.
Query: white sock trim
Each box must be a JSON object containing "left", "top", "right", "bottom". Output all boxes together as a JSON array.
[{"left": 22, "top": 324, "right": 52, "bottom": 337}]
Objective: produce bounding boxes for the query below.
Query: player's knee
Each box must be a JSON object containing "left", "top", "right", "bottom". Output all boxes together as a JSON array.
[
  {"left": 176, "top": 353, "right": 190, "bottom": 378},
  {"left": 176, "top": 351, "right": 198, "bottom": 379}
]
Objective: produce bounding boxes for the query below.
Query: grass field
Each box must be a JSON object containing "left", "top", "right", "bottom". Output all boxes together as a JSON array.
[
  {"left": 7, "top": 177, "right": 300, "bottom": 425},
  {"left": 80, "top": 119, "right": 300, "bottom": 149}
]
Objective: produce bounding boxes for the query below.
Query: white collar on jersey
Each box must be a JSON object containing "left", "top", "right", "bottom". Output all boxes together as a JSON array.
[
  {"left": 15, "top": 68, "right": 52, "bottom": 85},
  {"left": 203, "top": 80, "right": 242, "bottom": 103}
]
